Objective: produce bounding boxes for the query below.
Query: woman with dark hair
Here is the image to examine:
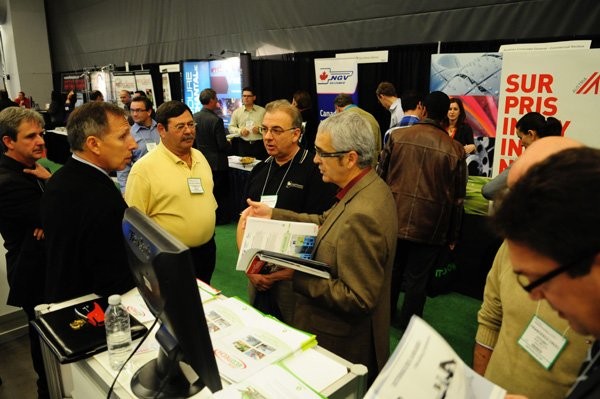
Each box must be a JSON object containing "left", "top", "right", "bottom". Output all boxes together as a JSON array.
[
  {"left": 482, "top": 112, "right": 563, "bottom": 200},
  {"left": 514, "top": 112, "right": 562, "bottom": 149},
  {"left": 443, "top": 97, "right": 476, "bottom": 154}
]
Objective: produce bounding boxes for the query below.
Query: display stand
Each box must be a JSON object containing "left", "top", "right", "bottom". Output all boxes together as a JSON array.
[{"left": 35, "top": 292, "right": 367, "bottom": 399}]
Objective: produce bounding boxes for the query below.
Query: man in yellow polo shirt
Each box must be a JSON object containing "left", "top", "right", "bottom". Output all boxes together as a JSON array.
[{"left": 125, "top": 101, "right": 218, "bottom": 283}]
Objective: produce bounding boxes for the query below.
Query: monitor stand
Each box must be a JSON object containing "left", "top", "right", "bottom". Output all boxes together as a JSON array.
[{"left": 130, "top": 342, "right": 204, "bottom": 398}]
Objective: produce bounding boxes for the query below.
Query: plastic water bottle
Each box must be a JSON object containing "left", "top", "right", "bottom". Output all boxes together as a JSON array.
[{"left": 104, "top": 294, "right": 132, "bottom": 371}]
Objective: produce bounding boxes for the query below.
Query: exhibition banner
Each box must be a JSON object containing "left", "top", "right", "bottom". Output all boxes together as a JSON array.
[
  {"left": 493, "top": 49, "right": 600, "bottom": 176},
  {"left": 181, "top": 57, "right": 242, "bottom": 127},
  {"left": 314, "top": 58, "right": 358, "bottom": 121},
  {"left": 431, "top": 53, "right": 502, "bottom": 177},
  {"left": 134, "top": 71, "right": 156, "bottom": 106},
  {"left": 113, "top": 73, "right": 136, "bottom": 108}
]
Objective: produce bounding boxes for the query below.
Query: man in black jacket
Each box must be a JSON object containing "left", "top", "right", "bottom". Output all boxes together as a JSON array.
[
  {"left": 41, "top": 102, "right": 137, "bottom": 303},
  {"left": 0, "top": 107, "right": 51, "bottom": 398},
  {"left": 193, "top": 88, "right": 231, "bottom": 224}
]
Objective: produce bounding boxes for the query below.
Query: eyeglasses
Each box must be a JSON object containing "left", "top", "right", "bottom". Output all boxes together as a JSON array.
[
  {"left": 516, "top": 253, "right": 595, "bottom": 292},
  {"left": 170, "top": 122, "right": 197, "bottom": 132},
  {"left": 130, "top": 108, "right": 148, "bottom": 113},
  {"left": 258, "top": 126, "right": 297, "bottom": 135},
  {"left": 314, "top": 146, "right": 351, "bottom": 158}
]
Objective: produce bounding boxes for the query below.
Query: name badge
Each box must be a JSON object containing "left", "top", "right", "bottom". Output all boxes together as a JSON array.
[
  {"left": 260, "top": 195, "right": 278, "bottom": 208},
  {"left": 518, "top": 315, "right": 567, "bottom": 369},
  {"left": 188, "top": 178, "right": 204, "bottom": 194},
  {"left": 146, "top": 142, "right": 157, "bottom": 152}
]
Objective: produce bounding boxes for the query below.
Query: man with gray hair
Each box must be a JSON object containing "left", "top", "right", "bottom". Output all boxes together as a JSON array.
[
  {"left": 241, "top": 111, "right": 397, "bottom": 384},
  {"left": 0, "top": 107, "right": 51, "bottom": 398},
  {"left": 42, "top": 102, "right": 137, "bottom": 303},
  {"left": 378, "top": 91, "right": 467, "bottom": 330}
]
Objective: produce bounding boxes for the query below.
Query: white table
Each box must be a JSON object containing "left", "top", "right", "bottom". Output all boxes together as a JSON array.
[{"left": 36, "top": 293, "right": 367, "bottom": 399}]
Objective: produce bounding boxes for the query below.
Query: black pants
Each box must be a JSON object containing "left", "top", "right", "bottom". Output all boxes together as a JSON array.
[
  {"left": 23, "top": 306, "right": 50, "bottom": 399},
  {"left": 391, "top": 239, "right": 444, "bottom": 330},
  {"left": 189, "top": 236, "right": 217, "bottom": 284},
  {"left": 212, "top": 169, "right": 231, "bottom": 225}
]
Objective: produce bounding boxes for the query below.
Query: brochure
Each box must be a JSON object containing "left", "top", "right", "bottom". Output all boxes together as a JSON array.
[
  {"left": 364, "top": 316, "right": 507, "bottom": 399},
  {"left": 236, "top": 217, "right": 319, "bottom": 272}
]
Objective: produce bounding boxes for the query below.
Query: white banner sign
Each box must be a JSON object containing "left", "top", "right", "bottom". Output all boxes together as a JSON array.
[{"left": 494, "top": 49, "right": 600, "bottom": 176}]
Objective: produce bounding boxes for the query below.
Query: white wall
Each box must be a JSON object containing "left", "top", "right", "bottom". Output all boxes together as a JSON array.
[
  {"left": 0, "top": 237, "right": 19, "bottom": 317},
  {"left": 1, "top": 0, "right": 53, "bottom": 106}
]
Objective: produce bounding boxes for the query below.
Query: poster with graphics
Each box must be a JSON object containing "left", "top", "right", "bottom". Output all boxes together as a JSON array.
[
  {"left": 113, "top": 72, "right": 137, "bottom": 107},
  {"left": 134, "top": 71, "right": 157, "bottom": 107},
  {"left": 314, "top": 58, "right": 358, "bottom": 121},
  {"left": 494, "top": 50, "right": 600, "bottom": 176},
  {"left": 431, "top": 53, "right": 502, "bottom": 177}
]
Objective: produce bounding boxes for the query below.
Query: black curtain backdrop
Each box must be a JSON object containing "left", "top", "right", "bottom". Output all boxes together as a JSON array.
[{"left": 52, "top": 35, "right": 600, "bottom": 132}]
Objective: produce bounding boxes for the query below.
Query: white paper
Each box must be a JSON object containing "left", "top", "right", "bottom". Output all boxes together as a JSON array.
[
  {"left": 365, "top": 316, "right": 506, "bottom": 399},
  {"left": 236, "top": 217, "right": 319, "bottom": 271}
]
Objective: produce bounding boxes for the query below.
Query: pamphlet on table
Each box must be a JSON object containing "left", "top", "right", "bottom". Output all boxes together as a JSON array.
[{"left": 204, "top": 296, "right": 317, "bottom": 383}]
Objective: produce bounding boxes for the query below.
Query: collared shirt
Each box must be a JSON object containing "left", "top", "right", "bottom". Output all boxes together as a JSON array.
[
  {"left": 117, "top": 120, "right": 160, "bottom": 193},
  {"left": 335, "top": 166, "right": 372, "bottom": 201},
  {"left": 125, "top": 142, "right": 217, "bottom": 247},
  {"left": 72, "top": 153, "right": 110, "bottom": 178},
  {"left": 228, "top": 104, "right": 266, "bottom": 141},
  {"left": 389, "top": 98, "right": 405, "bottom": 128}
]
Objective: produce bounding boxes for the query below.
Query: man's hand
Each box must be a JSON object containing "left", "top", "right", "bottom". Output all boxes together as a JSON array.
[
  {"left": 245, "top": 199, "right": 273, "bottom": 219},
  {"left": 247, "top": 274, "right": 275, "bottom": 291},
  {"left": 240, "top": 127, "right": 250, "bottom": 137},
  {"left": 24, "top": 163, "right": 51, "bottom": 180},
  {"left": 33, "top": 228, "right": 45, "bottom": 240}
]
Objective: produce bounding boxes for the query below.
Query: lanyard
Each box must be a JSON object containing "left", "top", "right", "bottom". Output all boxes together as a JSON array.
[{"left": 260, "top": 149, "right": 302, "bottom": 198}]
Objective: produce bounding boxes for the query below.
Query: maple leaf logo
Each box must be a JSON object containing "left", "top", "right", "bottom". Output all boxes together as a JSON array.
[{"left": 319, "top": 71, "right": 329, "bottom": 81}]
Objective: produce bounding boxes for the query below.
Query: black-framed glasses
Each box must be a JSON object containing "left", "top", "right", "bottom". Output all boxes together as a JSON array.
[
  {"left": 314, "top": 146, "right": 351, "bottom": 158},
  {"left": 258, "top": 126, "right": 296, "bottom": 135},
  {"left": 516, "top": 254, "right": 594, "bottom": 292}
]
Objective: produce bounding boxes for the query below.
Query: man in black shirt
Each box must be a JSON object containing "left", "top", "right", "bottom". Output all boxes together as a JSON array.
[
  {"left": 0, "top": 107, "right": 51, "bottom": 398},
  {"left": 240, "top": 99, "right": 337, "bottom": 323}
]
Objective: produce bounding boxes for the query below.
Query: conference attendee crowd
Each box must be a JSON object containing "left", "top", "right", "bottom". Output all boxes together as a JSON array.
[{"left": 0, "top": 82, "right": 599, "bottom": 399}]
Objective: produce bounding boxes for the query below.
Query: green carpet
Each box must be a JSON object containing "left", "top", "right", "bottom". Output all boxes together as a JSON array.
[{"left": 213, "top": 222, "right": 482, "bottom": 367}]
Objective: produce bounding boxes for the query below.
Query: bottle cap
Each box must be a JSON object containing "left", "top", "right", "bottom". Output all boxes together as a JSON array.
[{"left": 108, "top": 294, "right": 121, "bottom": 306}]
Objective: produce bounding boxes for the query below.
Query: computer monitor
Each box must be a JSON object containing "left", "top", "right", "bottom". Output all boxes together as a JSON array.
[{"left": 122, "top": 207, "right": 222, "bottom": 397}]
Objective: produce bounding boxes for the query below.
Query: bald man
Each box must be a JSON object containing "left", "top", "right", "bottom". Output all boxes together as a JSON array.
[{"left": 475, "top": 136, "right": 589, "bottom": 399}]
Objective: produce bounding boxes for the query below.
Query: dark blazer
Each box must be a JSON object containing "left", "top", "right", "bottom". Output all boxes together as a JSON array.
[
  {"left": 567, "top": 342, "right": 600, "bottom": 399},
  {"left": 41, "top": 158, "right": 134, "bottom": 303},
  {"left": 193, "top": 108, "right": 230, "bottom": 171},
  {"left": 0, "top": 155, "right": 46, "bottom": 307},
  {"left": 272, "top": 169, "right": 397, "bottom": 376}
]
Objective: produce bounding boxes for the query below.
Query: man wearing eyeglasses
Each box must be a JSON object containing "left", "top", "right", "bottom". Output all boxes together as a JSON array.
[
  {"left": 478, "top": 138, "right": 600, "bottom": 399},
  {"left": 377, "top": 91, "right": 466, "bottom": 330},
  {"left": 475, "top": 137, "right": 588, "bottom": 399},
  {"left": 228, "top": 87, "right": 267, "bottom": 159},
  {"left": 116, "top": 96, "right": 159, "bottom": 194},
  {"left": 241, "top": 111, "right": 397, "bottom": 384},
  {"left": 239, "top": 99, "right": 337, "bottom": 324},
  {"left": 0, "top": 107, "right": 51, "bottom": 398},
  {"left": 126, "top": 101, "right": 218, "bottom": 283}
]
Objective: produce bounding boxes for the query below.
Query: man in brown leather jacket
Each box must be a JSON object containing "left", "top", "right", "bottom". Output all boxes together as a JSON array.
[{"left": 378, "top": 91, "right": 466, "bottom": 329}]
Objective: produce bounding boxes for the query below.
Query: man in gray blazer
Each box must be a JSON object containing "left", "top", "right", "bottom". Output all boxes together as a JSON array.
[{"left": 241, "top": 111, "right": 397, "bottom": 385}]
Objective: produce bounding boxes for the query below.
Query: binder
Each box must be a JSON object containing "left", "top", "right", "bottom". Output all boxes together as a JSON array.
[{"left": 31, "top": 297, "right": 148, "bottom": 364}]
